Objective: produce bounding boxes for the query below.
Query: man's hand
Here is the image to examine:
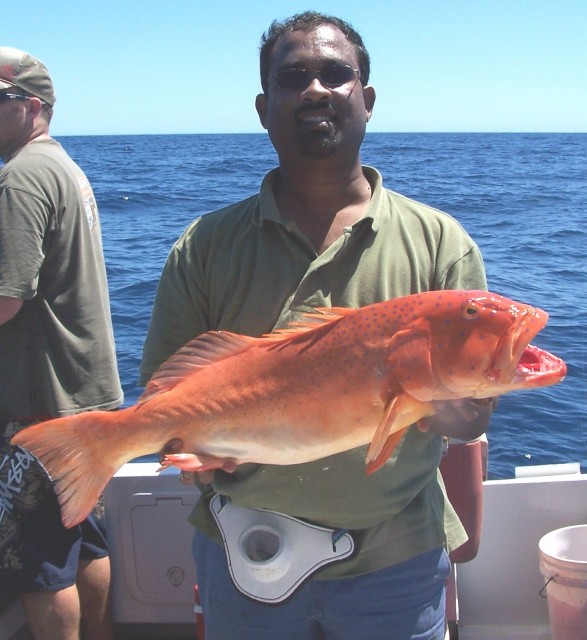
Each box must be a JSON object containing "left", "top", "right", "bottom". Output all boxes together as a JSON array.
[
  {"left": 417, "top": 397, "right": 498, "bottom": 441},
  {"left": 157, "top": 437, "right": 236, "bottom": 485}
]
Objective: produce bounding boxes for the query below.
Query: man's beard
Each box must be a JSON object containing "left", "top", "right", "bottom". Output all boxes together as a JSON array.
[{"left": 295, "top": 127, "right": 341, "bottom": 158}]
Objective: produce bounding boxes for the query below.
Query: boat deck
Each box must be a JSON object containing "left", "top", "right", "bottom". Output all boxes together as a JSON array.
[{"left": 3, "top": 463, "right": 586, "bottom": 640}]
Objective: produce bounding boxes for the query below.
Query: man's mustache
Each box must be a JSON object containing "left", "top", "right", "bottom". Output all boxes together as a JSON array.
[{"left": 294, "top": 103, "right": 336, "bottom": 118}]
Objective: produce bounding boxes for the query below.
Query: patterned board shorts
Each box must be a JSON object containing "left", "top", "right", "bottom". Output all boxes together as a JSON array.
[{"left": 0, "top": 419, "right": 108, "bottom": 596}]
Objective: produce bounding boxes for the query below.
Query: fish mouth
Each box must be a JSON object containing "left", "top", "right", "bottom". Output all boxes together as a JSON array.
[
  {"left": 514, "top": 343, "right": 568, "bottom": 384},
  {"left": 488, "top": 305, "right": 566, "bottom": 387}
]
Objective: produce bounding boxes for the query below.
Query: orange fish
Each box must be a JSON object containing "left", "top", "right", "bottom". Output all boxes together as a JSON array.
[{"left": 12, "top": 290, "right": 566, "bottom": 528}]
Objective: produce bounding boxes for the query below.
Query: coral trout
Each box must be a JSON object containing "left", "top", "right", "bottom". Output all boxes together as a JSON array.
[{"left": 12, "top": 290, "right": 566, "bottom": 528}]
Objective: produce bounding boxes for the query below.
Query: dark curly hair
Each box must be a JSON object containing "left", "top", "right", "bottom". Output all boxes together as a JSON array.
[{"left": 259, "top": 11, "right": 371, "bottom": 93}]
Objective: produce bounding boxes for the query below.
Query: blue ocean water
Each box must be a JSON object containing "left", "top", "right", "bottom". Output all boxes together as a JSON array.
[{"left": 57, "top": 132, "right": 587, "bottom": 480}]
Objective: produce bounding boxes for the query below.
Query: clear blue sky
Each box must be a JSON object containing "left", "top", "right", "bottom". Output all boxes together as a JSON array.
[{"left": 4, "top": 0, "right": 586, "bottom": 136}]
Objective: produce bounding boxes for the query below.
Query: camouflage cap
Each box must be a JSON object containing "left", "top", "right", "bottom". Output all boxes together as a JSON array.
[{"left": 0, "top": 46, "right": 56, "bottom": 106}]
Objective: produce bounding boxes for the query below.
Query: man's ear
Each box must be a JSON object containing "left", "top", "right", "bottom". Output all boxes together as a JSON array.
[
  {"left": 27, "top": 96, "right": 45, "bottom": 118},
  {"left": 363, "top": 85, "right": 376, "bottom": 122},
  {"left": 255, "top": 93, "right": 268, "bottom": 129}
]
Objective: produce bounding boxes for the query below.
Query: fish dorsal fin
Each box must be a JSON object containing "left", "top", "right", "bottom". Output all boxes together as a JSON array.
[
  {"left": 141, "top": 307, "right": 355, "bottom": 398},
  {"left": 140, "top": 331, "right": 257, "bottom": 402},
  {"left": 262, "top": 306, "right": 355, "bottom": 340}
]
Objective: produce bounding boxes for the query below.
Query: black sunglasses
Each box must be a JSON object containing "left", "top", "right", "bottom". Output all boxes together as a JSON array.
[
  {"left": 0, "top": 93, "right": 34, "bottom": 103},
  {"left": 272, "top": 63, "right": 360, "bottom": 91}
]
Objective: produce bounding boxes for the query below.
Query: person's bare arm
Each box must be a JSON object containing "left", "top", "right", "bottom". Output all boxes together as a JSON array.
[{"left": 0, "top": 295, "right": 23, "bottom": 325}]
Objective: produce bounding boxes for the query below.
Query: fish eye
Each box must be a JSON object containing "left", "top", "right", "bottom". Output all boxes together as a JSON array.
[{"left": 462, "top": 301, "right": 480, "bottom": 320}]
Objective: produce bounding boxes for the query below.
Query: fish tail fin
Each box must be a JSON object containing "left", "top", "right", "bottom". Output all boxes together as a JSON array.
[{"left": 11, "top": 412, "right": 122, "bottom": 528}]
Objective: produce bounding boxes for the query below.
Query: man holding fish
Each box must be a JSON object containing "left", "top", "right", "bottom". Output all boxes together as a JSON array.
[
  {"left": 9, "top": 12, "right": 566, "bottom": 640},
  {"left": 138, "top": 11, "right": 496, "bottom": 640}
]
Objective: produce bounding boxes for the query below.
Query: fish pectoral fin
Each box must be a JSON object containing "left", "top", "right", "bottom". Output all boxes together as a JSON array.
[
  {"left": 365, "top": 394, "right": 434, "bottom": 475},
  {"left": 162, "top": 452, "right": 238, "bottom": 473},
  {"left": 365, "top": 395, "right": 408, "bottom": 474},
  {"left": 365, "top": 427, "right": 409, "bottom": 476}
]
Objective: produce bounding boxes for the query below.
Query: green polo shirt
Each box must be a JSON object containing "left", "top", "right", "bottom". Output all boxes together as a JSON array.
[{"left": 140, "top": 166, "right": 487, "bottom": 578}]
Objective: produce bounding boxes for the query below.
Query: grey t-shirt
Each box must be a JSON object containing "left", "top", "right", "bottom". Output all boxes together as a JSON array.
[{"left": 0, "top": 137, "right": 123, "bottom": 419}]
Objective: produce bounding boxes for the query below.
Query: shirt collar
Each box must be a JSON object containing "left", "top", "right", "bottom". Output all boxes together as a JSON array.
[{"left": 254, "top": 165, "right": 384, "bottom": 232}]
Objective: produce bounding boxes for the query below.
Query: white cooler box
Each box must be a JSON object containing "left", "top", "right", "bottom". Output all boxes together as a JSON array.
[{"left": 104, "top": 462, "right": 200, "bottom": 624}]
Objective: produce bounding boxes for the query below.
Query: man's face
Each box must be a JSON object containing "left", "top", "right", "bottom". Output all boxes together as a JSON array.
[
  {"left": 256, "top": 25, "right": 375, "bottom": 162},
  {"left": 0, "top": 91, "right": 30, "bottom": 160}
]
